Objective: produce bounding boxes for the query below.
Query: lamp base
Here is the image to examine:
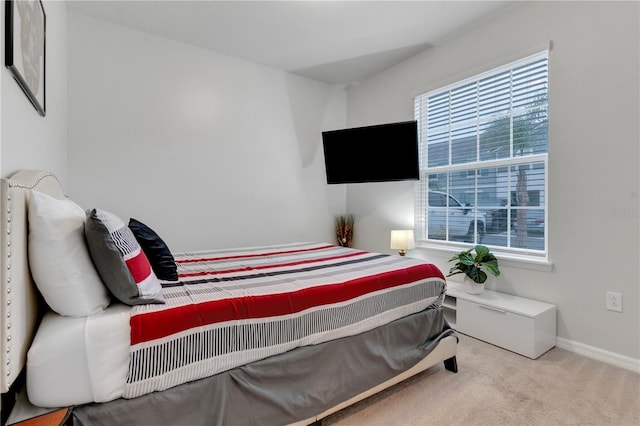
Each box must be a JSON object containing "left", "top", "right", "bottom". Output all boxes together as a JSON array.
[{"left": 398, "top": 250, "right": 407, "bottom": 256}]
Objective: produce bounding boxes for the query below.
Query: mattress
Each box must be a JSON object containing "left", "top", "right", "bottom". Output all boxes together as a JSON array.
[
  {"left": 26, "top": 304, "right": 131, "bottom": 407},
  {"left": 26, "top": 242, "right": 446, "bottom": 408}
]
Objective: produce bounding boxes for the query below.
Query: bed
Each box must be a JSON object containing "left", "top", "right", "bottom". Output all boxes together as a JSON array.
[{"left": 0, "top": 170, "right": 457, "bottom": 426}]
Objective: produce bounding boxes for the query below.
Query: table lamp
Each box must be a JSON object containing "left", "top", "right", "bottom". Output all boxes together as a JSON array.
[{"left": 390, "top": 230, "right": 415, "bottom": 256}]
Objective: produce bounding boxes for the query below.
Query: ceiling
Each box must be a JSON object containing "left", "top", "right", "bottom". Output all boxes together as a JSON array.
[{"left": 66, "top": 1, "right": 518, "bottom": 85}]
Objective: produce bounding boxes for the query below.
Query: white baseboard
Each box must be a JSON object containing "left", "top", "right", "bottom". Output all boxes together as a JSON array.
[{"left": 556, "top": 337, "right": 640, "bottom": 374}]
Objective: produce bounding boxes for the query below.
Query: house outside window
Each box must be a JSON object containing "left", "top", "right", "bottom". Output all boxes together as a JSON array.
[{"left": 414, "top": 51, "right": 549, "bottom": 258}]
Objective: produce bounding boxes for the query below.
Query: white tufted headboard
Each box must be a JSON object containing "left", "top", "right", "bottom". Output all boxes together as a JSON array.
[{"left": 0, "top": 170, "right": 66, "bottom": 393}]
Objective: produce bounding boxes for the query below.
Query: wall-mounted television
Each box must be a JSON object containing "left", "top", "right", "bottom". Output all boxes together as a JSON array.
[{"left": 321, "top": 120, "right": 419, "bottom": 184}]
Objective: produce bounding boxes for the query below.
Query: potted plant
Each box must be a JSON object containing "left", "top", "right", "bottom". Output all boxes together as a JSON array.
[{"left": 447, "top": 244, "right": 500, "bottom": 294}]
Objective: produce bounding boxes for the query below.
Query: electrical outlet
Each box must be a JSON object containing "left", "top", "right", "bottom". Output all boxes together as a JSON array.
[{"left": 606, "top": 291, "right": 622, "bottom": 312}]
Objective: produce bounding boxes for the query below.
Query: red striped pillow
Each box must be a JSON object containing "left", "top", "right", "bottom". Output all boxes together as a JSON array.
[{"left": 85, "top": 208, "right": 165, "bottom": 305}]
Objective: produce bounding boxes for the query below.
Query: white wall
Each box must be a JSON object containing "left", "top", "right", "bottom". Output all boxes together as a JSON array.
[
  {"left": 1, "top": 0, "right": 67, "bottom": 182},
  {"left": 346, "top": 1, "right": 639, "bottom": 364},
  {"left": 67, "top": 12, "right": 346, "bottom": 252}
]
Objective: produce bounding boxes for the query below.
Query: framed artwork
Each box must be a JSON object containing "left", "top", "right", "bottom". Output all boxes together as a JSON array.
[{"left": 5, "top": 0, "right": 46, "bottom": 116}]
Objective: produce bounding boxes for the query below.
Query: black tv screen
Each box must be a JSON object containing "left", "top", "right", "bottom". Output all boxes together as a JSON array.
[{"left": 322, "top": 120, "right": 419, "bottom": 184}]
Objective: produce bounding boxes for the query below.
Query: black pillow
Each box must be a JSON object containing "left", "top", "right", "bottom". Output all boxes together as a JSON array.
[{"left": 128, "top": 218, "right": 179, "bottom": 281}]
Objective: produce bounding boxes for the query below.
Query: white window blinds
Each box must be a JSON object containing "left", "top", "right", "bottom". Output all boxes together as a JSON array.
[{"left": 414, "top": 51, "right": 549, "bottom": 256}]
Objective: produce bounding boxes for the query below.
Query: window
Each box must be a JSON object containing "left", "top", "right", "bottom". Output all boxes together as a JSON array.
[{"left": 414, "top": 51, "right": 548, "bottom": 257}]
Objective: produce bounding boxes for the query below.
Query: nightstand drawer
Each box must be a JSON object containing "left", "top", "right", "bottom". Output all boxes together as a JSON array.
[{"left": 456, "top": 298, "right": 556, "bottom": 359}]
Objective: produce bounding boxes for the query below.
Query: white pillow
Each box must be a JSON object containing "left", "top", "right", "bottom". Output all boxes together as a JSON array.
[{"left": 28, "top": 190, "right": 110, "bottom": 316}]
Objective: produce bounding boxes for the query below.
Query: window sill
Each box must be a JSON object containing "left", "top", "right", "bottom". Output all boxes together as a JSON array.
[{"left": 415, "top": 242, "right": 554, "bottom": 273}]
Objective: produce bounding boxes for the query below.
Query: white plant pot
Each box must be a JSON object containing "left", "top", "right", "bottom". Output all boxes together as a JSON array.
[{"left": 463, "top": 276, "right": 485, "bottom": 294}]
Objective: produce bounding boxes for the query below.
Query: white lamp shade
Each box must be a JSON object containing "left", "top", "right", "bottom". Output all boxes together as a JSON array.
[{"left": 390, "top": 230, "right": 415, "bottom": 250}]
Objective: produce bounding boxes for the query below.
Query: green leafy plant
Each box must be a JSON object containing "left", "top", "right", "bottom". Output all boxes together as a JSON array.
[{"left": 447, "top": 245, "right": 500, "bottom": 284}]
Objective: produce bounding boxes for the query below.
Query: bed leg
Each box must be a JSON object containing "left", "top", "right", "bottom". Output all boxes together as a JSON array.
[{"left": 444, "top": 356, "right": 458, "bottom": 373}]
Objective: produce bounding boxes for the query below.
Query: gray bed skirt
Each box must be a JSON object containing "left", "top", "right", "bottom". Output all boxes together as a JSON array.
[{"left": 72, "top": 307, "right": 456, "bottom": 426}]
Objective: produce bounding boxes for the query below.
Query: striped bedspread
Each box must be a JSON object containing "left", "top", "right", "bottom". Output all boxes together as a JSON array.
[{"left": 123, "top": 242, "right": 446, "bottom": 398}]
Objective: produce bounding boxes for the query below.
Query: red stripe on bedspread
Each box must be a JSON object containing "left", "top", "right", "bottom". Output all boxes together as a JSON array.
[
  {"left": 175, "top": 243, "right": 335, "bottom": 264},
  {"left": 178, "top": 251, "right": 367, "bottom": 278},
  {"left": 130, "top": 262, "right": 443, "bottom": 345}
]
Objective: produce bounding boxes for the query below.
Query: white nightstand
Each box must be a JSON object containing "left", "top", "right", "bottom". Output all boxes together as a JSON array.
[{"left": 444, "top": 281, "right": 556, "bottom": 359}]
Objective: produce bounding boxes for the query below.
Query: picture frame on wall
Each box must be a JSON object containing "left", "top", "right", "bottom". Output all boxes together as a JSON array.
[{"left": 5, "top": 0, "right": 46, "bottom": 116}]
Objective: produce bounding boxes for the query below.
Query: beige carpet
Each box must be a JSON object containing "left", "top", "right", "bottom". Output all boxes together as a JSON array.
[{"left": 323, "top": 334, "right": 640, "bottom": 426}]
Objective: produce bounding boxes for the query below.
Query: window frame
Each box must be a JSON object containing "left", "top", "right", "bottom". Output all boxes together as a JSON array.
[{"left": 413, "top": 50, "right": 550, "bottom": 265}]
